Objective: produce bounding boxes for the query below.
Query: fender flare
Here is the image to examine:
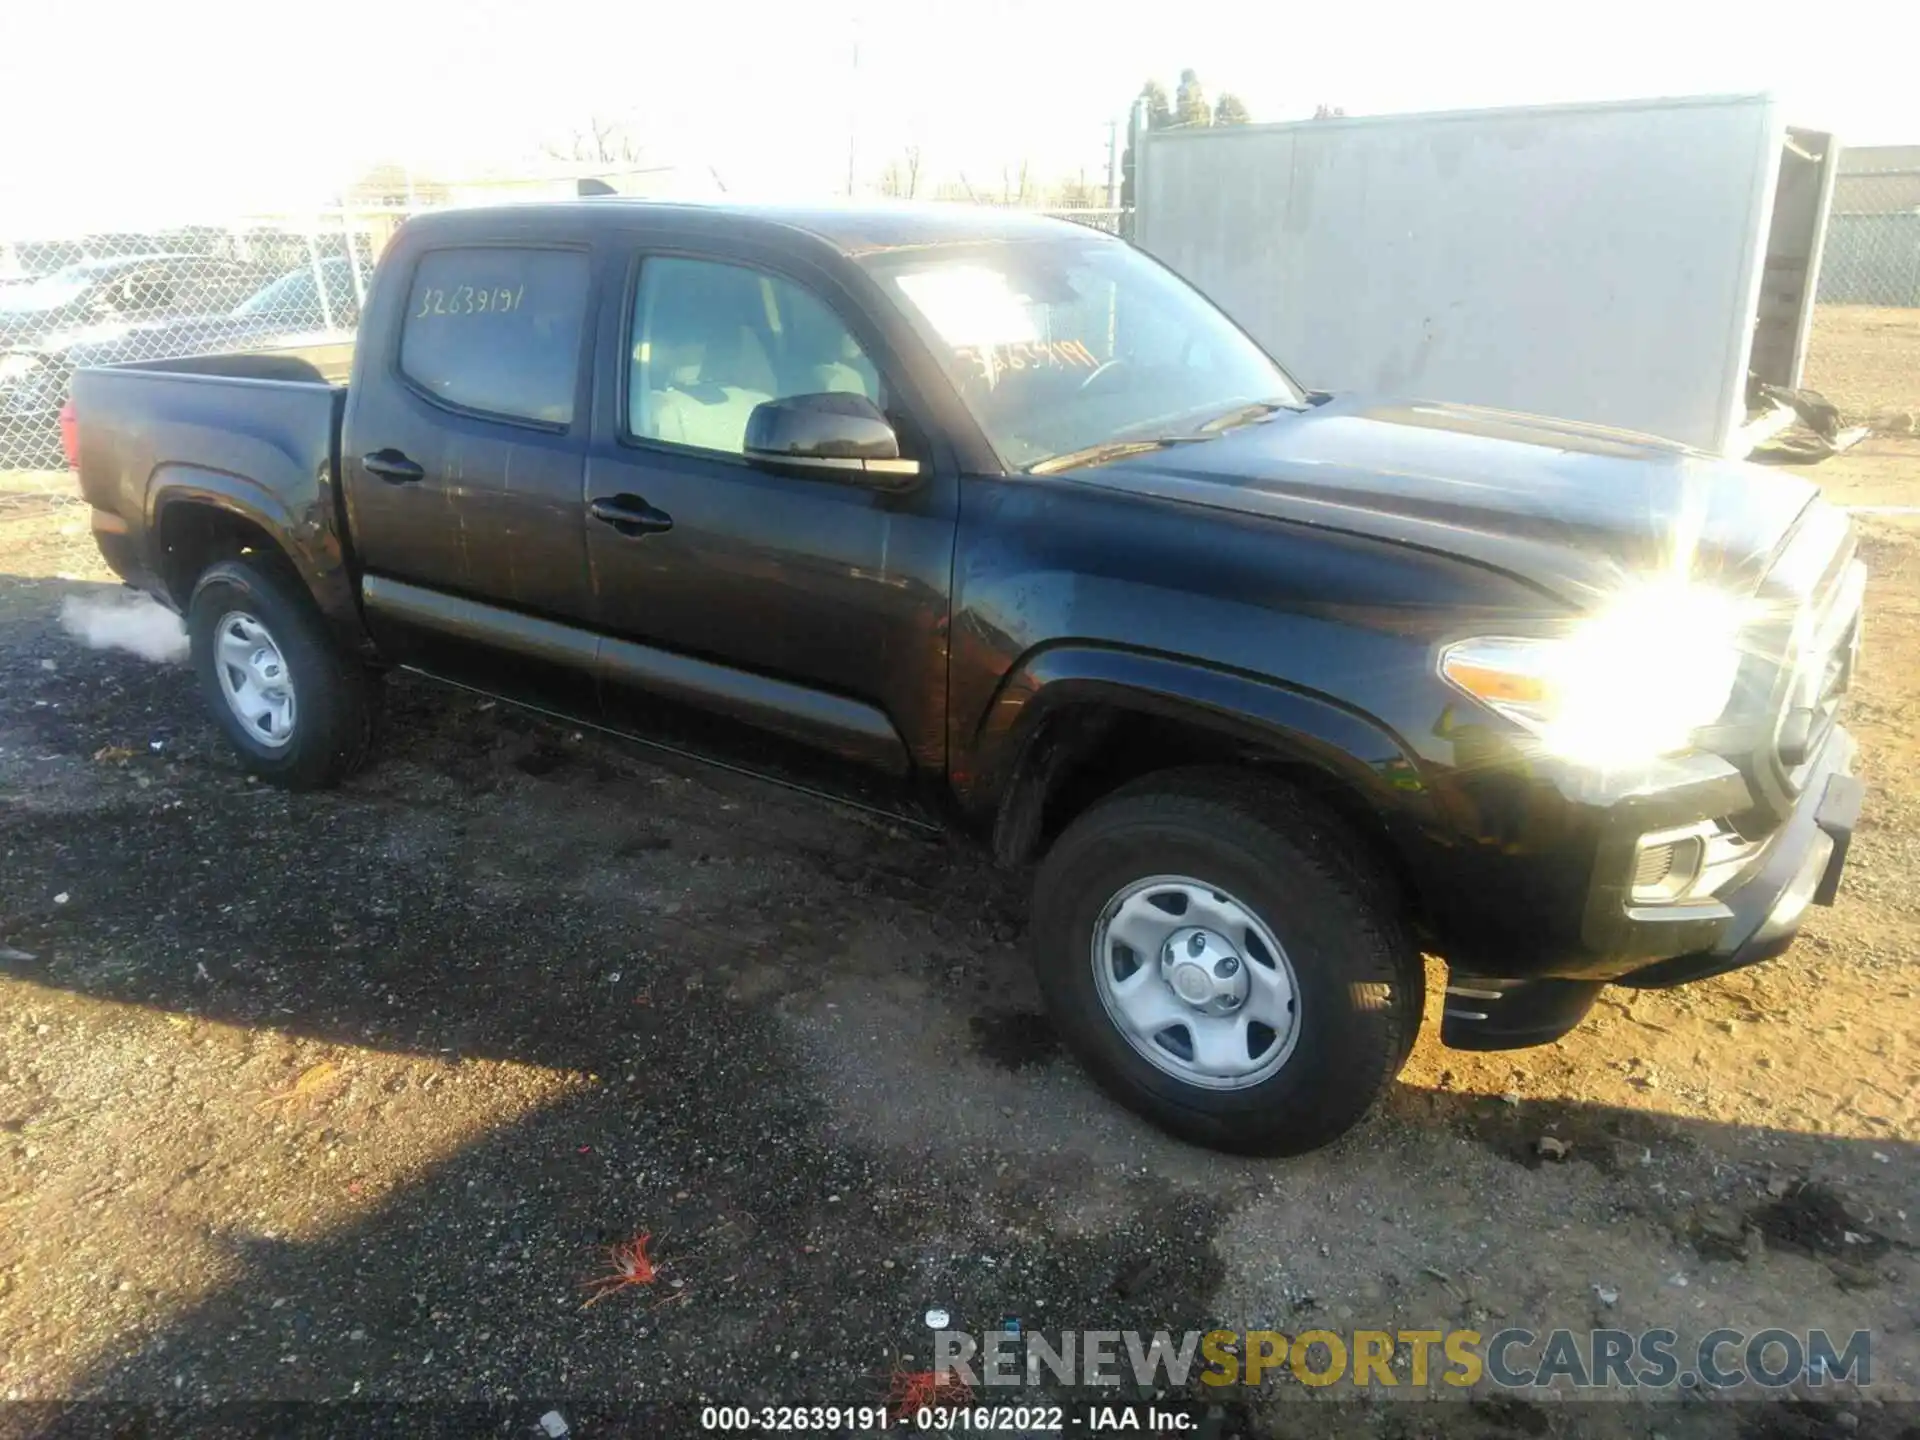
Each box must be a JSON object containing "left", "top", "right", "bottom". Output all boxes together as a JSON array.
[
  {"left": 145, "top": 464, "right": 363, "bottom": 647},
  {"left": 962, "top": 644, "right": 1437, "bottom": 860}
]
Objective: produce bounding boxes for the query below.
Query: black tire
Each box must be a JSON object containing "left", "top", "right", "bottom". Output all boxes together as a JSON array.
[
  {"left": 187, "top": 556, "right": 375, "bottom": 789},
  {"left": 1030, "top": 769, "right": 1419, "bottom": 1156}
]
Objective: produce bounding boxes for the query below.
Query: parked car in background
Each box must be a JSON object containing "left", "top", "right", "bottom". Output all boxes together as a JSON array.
[
  {"left": 224, "top": 258, "right": 363, "bottom": 333},
  {"left": 1, "top": 258, "right": 361, "bottom": 467},
  {"left": 0, "top": 254, "right": 258, "bottom": 348}
]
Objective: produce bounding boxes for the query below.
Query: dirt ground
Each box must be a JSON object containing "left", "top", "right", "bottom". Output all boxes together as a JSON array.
[
  {"left": 1799, "top": 307, "right": 1920, "bottom": 425},
  {"left": 1, "top": 309, "right": 1916, "bottom": 1438}
]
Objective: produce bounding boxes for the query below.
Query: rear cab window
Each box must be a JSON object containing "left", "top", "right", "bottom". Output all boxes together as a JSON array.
[{"left": 398, "top": 247, "right": 590, "bottom": 427}]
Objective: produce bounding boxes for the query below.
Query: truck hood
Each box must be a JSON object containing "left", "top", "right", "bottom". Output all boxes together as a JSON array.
[{"left": 1076, "top": 395, "right": 1820, "bottom": 608}]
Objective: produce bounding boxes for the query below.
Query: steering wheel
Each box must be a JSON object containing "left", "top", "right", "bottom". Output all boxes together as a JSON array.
[{"left": 1078, "top": 358, "right": 1129, "bottom": 394}]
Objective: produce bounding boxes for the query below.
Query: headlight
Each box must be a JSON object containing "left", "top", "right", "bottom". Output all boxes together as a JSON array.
[{"left": 1440, "top": 578, "right": 1748, "bottom": 766}]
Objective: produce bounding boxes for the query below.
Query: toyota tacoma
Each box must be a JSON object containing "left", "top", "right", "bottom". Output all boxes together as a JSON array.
[{"left": 67, "top": 202, "right": 1865, "bottom": 1154}]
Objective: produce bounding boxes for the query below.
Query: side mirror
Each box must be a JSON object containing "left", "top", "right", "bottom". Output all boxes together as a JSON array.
[{"left": 743, "top": 392, "right": 921, "bottom": 491}]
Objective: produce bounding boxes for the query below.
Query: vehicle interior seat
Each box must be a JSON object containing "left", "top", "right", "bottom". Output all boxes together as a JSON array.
[
  {"left": 639, "top": 322, "right": 776, "bottom": 454},
  {"left": 636, "top": 263, "right": 886, "bottom": 452},
  {"left": 807, "top": 329, "right": 880, "bottom": 401}
]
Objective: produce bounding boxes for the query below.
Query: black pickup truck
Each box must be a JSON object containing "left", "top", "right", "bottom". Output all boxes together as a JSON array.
[{"left": 70, "top": 201, "right": 1865, "bottom": 1154}]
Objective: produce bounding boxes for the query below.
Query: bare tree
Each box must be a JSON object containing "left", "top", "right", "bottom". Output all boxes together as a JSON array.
[
  {"left": 1051, "top": 174, "right": 1099, "bottom": 209},
  {"left": 878, "top": 146, "right": 923, "bottom": 199},
  {"left": 543, "top": 113, "right": 647, "bottom": 165}
]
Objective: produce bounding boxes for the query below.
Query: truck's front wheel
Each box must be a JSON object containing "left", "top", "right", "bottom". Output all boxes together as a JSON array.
[
  {"left": 1030, "top": 771, "right": 1418, "bottom": 1155},
  {"left": 187, "top": 557, "right": 374, "bottom": 789}
]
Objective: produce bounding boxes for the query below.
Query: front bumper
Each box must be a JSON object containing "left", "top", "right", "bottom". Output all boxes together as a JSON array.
[
  {"left": 1617, "top": 732, "right": 1859, "bottom": 987},
  {"left": 1443, "top": 726, "right": 1860, "bottom": 1048}
]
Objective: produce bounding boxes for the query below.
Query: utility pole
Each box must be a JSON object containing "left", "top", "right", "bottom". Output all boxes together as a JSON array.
[
  {"left": 846, "top": 15, "right": 860, "bottom": 198},
  {"left": 1127, "top": 94, "right": 1150, "bottom": 215},
  {"left": 1105, "top": 119, "right": 1121, "bottom": 208}
]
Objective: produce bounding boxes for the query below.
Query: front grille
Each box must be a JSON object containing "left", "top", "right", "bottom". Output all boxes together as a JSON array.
[
  {"left": 1716, "top": 502, "right": 1862, "bottom": 825},
  {"left": 1775, "top": 558, "right": 1865, "bottom": 780}
]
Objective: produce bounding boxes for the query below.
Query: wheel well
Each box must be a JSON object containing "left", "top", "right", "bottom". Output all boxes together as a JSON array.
[
  {"left": 156, "top": 502, "right": 295, "bottom": 609},
  {"left": 994, "top": 702, "right": 1423, "bottom": 928}
]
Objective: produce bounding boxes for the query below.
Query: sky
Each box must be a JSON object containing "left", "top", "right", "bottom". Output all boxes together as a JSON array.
[{"left": 2, "top": 0, "right": 1917, "bottom": 231}]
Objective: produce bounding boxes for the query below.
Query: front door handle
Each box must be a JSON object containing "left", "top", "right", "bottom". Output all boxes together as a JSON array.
[
  {"left": 362, "top": 449, "right": 425, "bottom": 484},
  {"left": 589, "top": 494, "right": 673, "bottom": 537}
]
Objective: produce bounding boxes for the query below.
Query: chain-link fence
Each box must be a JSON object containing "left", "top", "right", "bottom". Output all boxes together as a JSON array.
[
  {"left": 1034, "top": 206, "right": 1134, "bottom": 238},
  {"left": 0, "top": 209, "right": 414, "bottom": 471},
  {"left": 0, "top": 198, "right": 1139, "bottom": 475},
  {"left": 5, "top": 164, "right": 1902, "bottom": 477},
  {"left": 1817, "top": 168, "right": 1920, "bottom": 307}
]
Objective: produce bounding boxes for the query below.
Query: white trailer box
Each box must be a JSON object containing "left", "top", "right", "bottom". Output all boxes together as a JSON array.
[{"left": 1134, "top": 95, "right": 1837, "bottom": 455}]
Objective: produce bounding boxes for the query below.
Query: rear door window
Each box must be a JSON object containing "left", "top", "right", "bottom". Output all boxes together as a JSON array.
[{"left": 399, "top": 247, "right": 590, "bottom": 427}]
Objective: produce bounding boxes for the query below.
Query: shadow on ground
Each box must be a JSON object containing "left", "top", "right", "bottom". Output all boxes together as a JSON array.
[{"left": 1, "top": 576, "right": 1914, "bottom": 1438}]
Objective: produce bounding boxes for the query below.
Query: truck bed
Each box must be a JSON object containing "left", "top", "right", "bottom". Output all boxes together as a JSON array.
[
  {"left": 106, "top": 343, "right": 355, "bottom": 386},
  {"left": 70, "top": 341, "right": 358, "bottom": 630}
]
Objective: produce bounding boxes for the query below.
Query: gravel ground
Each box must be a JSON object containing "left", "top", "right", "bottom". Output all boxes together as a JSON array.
[{"left": 1, "top": 315, "right": 1916, "bottom": 1439}]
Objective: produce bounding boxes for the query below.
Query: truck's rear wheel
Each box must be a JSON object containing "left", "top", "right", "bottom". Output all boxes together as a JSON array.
[
  {"left": 187, "top": 557, "right": 374, "bottom": 789},
  {"left": 1030, "top": 770, "right": 1418, "bottom": 1155}
]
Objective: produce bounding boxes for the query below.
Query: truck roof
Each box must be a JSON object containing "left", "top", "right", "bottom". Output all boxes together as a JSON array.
[{"left": 398, "top": 199, "right": 1115, "bottom": 257}]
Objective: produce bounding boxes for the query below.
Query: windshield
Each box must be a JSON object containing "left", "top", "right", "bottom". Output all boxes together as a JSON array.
[
  {"left": 0, "top": 267, "right": 94, "bottom": 316},
  {"left": 862, "top": 238, "right": 1300, "bottom": 470}
]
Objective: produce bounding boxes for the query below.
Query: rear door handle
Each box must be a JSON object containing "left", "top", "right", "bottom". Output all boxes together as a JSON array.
[
  {"left": 362, "top": 449, "right": 425, "bottom": 484},
  {"left": 589, "top": 494, "right": 673, "bottom": 536}
]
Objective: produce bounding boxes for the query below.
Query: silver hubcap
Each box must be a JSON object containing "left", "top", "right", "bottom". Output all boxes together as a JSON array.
[
  {"left": 212, "top": 611, "right": 296, "bottom": 748},
  {"left": 1091, "top": 875, "right": 1300, "bottom": 1090}
]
